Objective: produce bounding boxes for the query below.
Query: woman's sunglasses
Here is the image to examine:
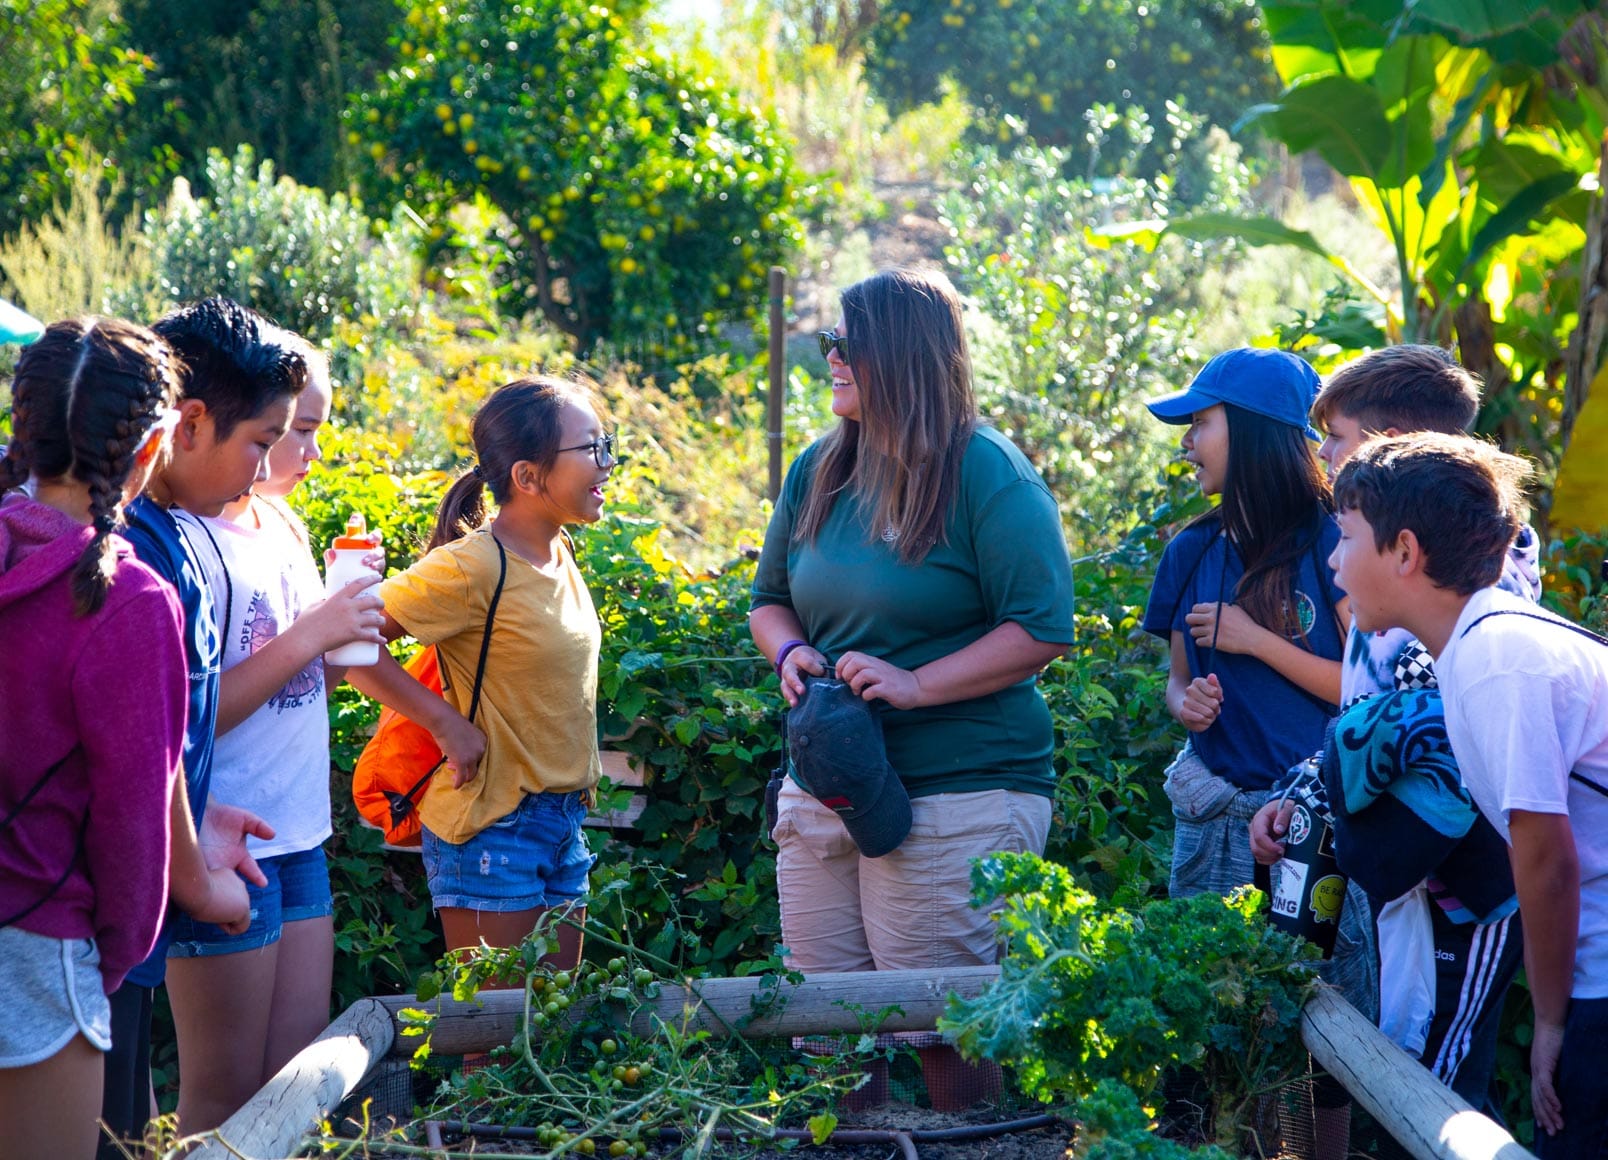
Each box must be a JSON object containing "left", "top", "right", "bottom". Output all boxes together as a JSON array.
[{"left": 816, "top": 331, "right": 851, "bottom": 362}]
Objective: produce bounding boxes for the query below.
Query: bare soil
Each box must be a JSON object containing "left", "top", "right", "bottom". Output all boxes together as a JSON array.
[{"left": 426, "top": 1101, "right": 1074, "bottom": 1159}]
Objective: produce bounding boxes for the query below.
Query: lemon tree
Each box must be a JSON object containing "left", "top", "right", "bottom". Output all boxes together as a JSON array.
[{"left": 347, "top": 0, "right": 806, "bottom": 350}]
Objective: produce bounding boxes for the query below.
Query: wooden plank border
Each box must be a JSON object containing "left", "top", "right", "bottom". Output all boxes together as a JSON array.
[
  {"left": 187, "top": 998, "right": 394, "bottom": 1160},
  {"left": 374, "top": 965, "right": 1002, "bottom": 1057},
  {"left": 1300, "top": 986, "right": 1534, "bottom": 1160}
]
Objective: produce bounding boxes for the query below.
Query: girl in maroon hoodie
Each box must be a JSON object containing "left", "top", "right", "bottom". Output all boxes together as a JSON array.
[{"left": 0, "top": 318, "right": 189, "bottom": 1160}]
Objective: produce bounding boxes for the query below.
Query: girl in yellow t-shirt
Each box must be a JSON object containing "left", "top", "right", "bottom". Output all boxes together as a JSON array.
[{"left": 349, "top": 378, "right": 613, "bottom": 968}]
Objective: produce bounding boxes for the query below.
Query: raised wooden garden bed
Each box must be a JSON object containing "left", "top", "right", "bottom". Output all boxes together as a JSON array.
[{"left": 187, "top": 976, "right": 1535, "bottom": 1160}]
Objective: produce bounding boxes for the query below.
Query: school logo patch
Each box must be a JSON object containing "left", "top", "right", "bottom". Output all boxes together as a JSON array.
[{"left": 1283, "top": 590, "right": 1317, "bottom": 639}]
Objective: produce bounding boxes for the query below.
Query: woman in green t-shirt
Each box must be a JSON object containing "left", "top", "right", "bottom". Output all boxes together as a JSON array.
[{"left": 750, "top": 267, "right": 1074, "bottom": 1108}]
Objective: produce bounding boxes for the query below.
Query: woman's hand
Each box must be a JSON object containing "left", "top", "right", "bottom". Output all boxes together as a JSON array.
[
  {"left": 1186, "top": 601, "right": 1268, "bottom": 656},
  {"left": 777, "top": 644, "right": 828, "bottom": 707},
  {"left": 1179, "top": 674, "right": 1222, "bottom": 732},
  {"left": 836, "top": 651, "right": 924, "bottom": 710}
]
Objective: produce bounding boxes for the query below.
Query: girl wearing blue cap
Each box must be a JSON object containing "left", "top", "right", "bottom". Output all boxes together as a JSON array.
[{"left": 1141, "top": 347, "right": 1349, "bottom": 900}]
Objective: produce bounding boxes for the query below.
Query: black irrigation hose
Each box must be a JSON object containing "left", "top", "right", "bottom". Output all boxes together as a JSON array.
[{"left": 431, "top": 1112, "right": 1064, "bottom": 1149}]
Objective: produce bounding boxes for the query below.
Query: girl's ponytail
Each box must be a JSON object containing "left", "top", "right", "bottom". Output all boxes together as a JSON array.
[
  {"left": 8, "top": 318, "right": 180, "bottom": 617},
  {"left": 428, "top": 469, "right": 489, "bottom": 553},
  {"left": 424, "top": 376, "right": 594, "bottom": 553}
]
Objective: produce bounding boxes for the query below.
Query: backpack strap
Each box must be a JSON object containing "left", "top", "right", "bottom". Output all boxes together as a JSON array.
[
  {"left": 0, "top": 752, "right": 88, "bottom": 930},
  {"left": 466, "top": 533, "right": 508, "bottom": 724},
  {"left": 396, "top": 533, "right": 508, "bottom": 807},
  {"left": 1459, "top": 608, "right": 1608, "bottom": 798},
  {"left": 1460, "top": 608, "right": 1608, "bottom": 648}
]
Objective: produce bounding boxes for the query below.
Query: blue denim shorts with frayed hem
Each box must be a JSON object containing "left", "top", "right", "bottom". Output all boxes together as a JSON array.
[
  {"left": 167, "top": 845, "right": 334, "bottom": 958},
  {"left": 422, "top": 790, "right": 594, "bottom": 912}
]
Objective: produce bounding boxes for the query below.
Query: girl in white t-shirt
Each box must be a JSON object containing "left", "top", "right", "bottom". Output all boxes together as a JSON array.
[{"left": 163, "top": 337, "right": 386, "bottom": 1133}]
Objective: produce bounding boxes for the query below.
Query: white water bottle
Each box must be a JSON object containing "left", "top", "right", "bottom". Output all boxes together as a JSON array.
[{"left": 324, "top": 512, "right": 381, "bottom": 667}]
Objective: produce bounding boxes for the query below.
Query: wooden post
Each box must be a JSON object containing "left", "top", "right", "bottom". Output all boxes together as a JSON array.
[
  {"left": 767, "top": 265, "right": 786, "bottom": 501},
  {"left": 374, "top": 965, "right": 1000, "bottom": 1058},
  {"left": 188, "top": 998, "right": 394, "bottom": 1160},
  {"left": 1300, "top": 986, "right": 1534, "bottom": 1160}
]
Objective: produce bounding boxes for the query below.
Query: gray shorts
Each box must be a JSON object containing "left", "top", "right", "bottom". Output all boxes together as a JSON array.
[
  {"left": 1162, "top": 747, "right": 1272, "bottom": 900},
  {"left": 0, "top": 927, "right": 112, "bottom": 1067}
]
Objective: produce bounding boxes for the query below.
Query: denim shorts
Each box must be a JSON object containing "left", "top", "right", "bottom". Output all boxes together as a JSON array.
[
  {"left": 422, "top": 790, "right": 594, "bottom": 911},
  {"left": 167, "top": 845, "right": 334, "bottom": 958}
]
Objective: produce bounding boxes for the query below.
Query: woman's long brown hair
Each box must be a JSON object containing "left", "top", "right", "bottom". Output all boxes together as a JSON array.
[{"left": 794, "top": 268, "right": 978, "bottom": 563}]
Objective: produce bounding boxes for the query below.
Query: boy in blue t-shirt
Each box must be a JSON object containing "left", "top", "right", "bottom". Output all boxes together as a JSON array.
[{"left": 98, "top": 298, "right": 305, "bottom": 1157}]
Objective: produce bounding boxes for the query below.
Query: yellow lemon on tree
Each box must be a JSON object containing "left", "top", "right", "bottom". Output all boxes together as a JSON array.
[{"left": 619, "top": 257, "right": 638, "bottom": 274}]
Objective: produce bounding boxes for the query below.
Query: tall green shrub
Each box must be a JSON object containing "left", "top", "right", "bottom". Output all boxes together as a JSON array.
[
  {"left": 942, "top": 127, "right": 1239, "bottom": 554},
  {"left": 117, "top": 0, "right": 395, "bottom": 193},
  {"left": 346, "top": 0, "right": 807, "bottom": 350},
  {"left": 866, "top": 0, "right": 1277, "bottom": 180},
  {"left": 0, "top": 0, "right": 165, "bottom": 238},
  {"left": 144, "top": 145, "right": 417, "bottom": 338}
]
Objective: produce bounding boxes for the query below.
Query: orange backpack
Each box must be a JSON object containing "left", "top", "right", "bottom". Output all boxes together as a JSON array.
[{"left": 351, "top": 536, "right": 506, "bottom": 847}]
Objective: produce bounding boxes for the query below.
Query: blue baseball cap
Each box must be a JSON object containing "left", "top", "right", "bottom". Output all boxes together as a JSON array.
[{"left": 1147, "top": 348, "right": 1322, "bottom": 441}]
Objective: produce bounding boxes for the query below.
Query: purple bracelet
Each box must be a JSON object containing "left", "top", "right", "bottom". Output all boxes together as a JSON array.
[{"left": 774, "top": 639, "right": 809, "bottom": 675}]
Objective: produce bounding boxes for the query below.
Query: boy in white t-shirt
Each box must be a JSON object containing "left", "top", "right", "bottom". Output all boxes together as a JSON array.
[{"left": 1327, "top": 432, "right": 1608, "bottom": 1158}]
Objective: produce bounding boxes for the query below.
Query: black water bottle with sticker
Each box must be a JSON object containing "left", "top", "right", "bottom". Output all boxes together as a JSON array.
[{"left": 1265, "top": 769, "right": 1348, "bottom": 957}]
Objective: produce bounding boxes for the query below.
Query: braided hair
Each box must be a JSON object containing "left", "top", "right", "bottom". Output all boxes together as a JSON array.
[{"left": 1, "top": 318, "right": 181, "bottom": 616}]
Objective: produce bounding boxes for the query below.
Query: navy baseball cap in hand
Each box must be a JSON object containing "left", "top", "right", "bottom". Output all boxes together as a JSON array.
[
  {"left": 1147, "top": 347, "right": 1322, "bottom": 441},
  {"left": 787, "top": 674, "right": 912, "bottom": 858}
]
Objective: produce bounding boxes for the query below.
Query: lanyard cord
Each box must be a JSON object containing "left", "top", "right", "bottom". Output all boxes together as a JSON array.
[
  {"left": 1205, "top": 534, "right": 1227, "bottom": 681},
  {"left": 177, "top": 514, "right": 233, "bottom": 655}
]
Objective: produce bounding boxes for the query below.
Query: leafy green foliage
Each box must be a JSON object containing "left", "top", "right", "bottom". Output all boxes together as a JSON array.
[
  {"left": 346, "top": 0, "right": 807, "bottom": 349},
  {"left": 1043, "top": 491, "right": 1204, "bottom": 902},
  {"left": 941, "top": 130, "right": 1237, "bottom": 555},
  {"left": 143, "top": 146, "right": 417, "bottom": 339},
  {"left": 0, "top": 0, "right": 166, "bottom": 238},
  {"left": 583, "top": 516, "right": 784, "bottom": 973},
  {"left": 116, "top": 0, "right": 395, "bottom": 193},
  {"left": 866, "top": 0, "right": 1277, "bottom": 179},
  {"left": 1212, "top": 0, "right": 1605, "bottom": 489},
  {"left": 352, "top": 918, "right": 858, "bottom": 1156},
  {"left": 942, "top": 853, "right": 1318, "bottom": 1150}
]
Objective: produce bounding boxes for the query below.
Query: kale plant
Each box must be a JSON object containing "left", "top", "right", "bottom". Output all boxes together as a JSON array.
[{"left": 942, "top": 852, "right": 1319, "bottom": 1153}]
